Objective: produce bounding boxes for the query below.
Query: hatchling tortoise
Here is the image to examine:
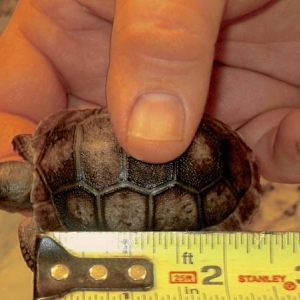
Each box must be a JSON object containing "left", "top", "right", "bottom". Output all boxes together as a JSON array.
[{"left": 0, "top": 108, "right": 260, "bottom": 267}]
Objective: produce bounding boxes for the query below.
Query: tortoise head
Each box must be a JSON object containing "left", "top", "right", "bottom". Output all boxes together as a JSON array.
[{"left": 0, "top": 134, "right": 34, "bottom": 213}]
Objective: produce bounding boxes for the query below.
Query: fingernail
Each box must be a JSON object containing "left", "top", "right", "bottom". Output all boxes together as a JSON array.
[{"left": 127, "top": 93, "right": 185, "bottom": 141}]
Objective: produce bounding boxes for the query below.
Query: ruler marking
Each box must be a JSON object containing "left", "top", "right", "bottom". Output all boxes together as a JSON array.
[
  {"left": 212, "top": 234, "right": 215, "bottom": 250},
  {"left": 217, "top": 232, "right": 220, "bottom": 246},
  {"left": 247, "top": 233, "right": 251, "bottom": 253},
  {"left": 158, "top": 232, "right": 162, "bottom": 246},
  {"left": 170, "top": 232, "right": 174, "bottom": 245},
  {"left": 134, "top": 233, "right": 139, "bottom": 245},
  {"left": 177, "top": 286, "right": 183, "bottom": 300},
  {"left": 264, "top": 233, "right": 267, "bottom": 246},
  {"left": 176, "top": 233, "right": 180, "bottom": 264},
  {"left": 270, "top": 235, "right": 274, "bottom": 264},
  {"left": 140, "top": 232, "right": 145, "bottom": 250},
  {"left": 199, "top": 234, "right": 203, "bottom": 254},
  {"left": 256, "top": 233, "right": 261, "bottom": 250},
  {"left": 240, "top": 232, "right": 243, "bottom": 247},
  {"left": 153, "top": 232, "right": 156, "bottom": 254},
  {"left": 235, "top": 233, "right": 238, "bottom": 250},
  {"left": 293, "top": 233, "right": 298, "bottom": 254},
  {"left": 182, "top": 232, "right": 186, "bottom": 246},
  {"left": 223, "top": 234, "right": 232, "bottom": 300},
  {"left": 164, "top": 232, "right": 168, "bottom": 249},
  {"left": 188, "top": 234, "right": 191, "bottom": 250},
  {"left": 251, "top": 234, "right": 255, "bottom": 248},
  {"left": 272, "top": 286, "right": 280, "bottom": 300},
  {"left": 194, "top": 233, "right": 197, "bottom": 246},
  {"left": 282, "top": 233, "right": 285, "bottom": 250}
]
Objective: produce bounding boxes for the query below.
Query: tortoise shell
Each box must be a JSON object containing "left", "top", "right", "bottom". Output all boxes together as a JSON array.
[{"left": 13, "top": 108, "right": 260, "bottom": 231}]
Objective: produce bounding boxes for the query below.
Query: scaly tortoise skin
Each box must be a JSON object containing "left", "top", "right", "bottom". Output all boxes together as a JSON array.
[{"left": 0, "top": 108, "right": 260, "bottom": 268}]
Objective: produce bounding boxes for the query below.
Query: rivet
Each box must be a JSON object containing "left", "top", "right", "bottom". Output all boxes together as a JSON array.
[
  {"left": 89, "top": 265, "right": 108, "bottom": 281},
  {"left": 51, "top": 264, "right": 70, "bottom": 280},
  {"left": 128, "top": 264, "right": 147, "bottom": 281}
]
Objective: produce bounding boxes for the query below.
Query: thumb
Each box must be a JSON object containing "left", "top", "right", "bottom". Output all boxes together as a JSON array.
[{"left": 107, "top": 0, "right": 225, "bottom": 163}]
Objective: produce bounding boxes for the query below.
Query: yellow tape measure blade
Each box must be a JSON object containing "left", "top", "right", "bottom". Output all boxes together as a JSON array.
[{"left": 34, "top": 232, "right": 300, "bottom": 300}]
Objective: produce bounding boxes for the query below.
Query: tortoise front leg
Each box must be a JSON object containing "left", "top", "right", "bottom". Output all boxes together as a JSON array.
[
  {"left": 0, "top": 161, "right": 32, "bottom": 213},
  {"left": 19, "top": 216, "right": 39, "bottom": 270}
]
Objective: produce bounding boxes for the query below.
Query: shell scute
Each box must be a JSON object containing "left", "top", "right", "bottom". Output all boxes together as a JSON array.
[
  {"left": 127, "top": 158, "right": 174, "bottom": 189},
  {"left": 102, "top": 188, "right": 148, "bottom": 231},
  {"left": 201, "top": 180, "right": 238, "bottom": 226},
  {"left": 177, "top": 121, "right": 222, "bottom": 191},
  {"left": 38, "top": 125, "right": 77, "bottom": 191},
  {"left": 153, "top": 186, "right": 200, "bottom": 231},
  {"left": 80, "top": 114, "right": 123, "bottom": 188},
  {"left": 54, "top": 186, "right": 98, "bottom": 231}
]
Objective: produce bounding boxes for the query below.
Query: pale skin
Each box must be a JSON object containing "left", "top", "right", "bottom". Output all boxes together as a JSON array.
[{"left": 0, "top": 0, "right": 299, "bottom": 183}]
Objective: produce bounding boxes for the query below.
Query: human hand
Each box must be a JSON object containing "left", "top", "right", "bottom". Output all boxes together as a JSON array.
[{"left": 0, "top": 0, "right": 299, "bottom": 183}]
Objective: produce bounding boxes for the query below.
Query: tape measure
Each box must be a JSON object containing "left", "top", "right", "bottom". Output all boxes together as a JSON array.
[{"left": 34, "top": 231, "right": 300, "bottom": 300}]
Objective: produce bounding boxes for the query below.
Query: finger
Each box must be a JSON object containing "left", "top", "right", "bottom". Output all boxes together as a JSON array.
[
  {"left": 0, "top": 1, "right": 67, "bottom": 121},
  {"left": 107, "top": 0, "right": 225, "bottom": 163},
  {"left": 239, "top": 109, "right": 300, "bottom": 183},
  {"left": 206, "top": 66, "right": 300, "bottom": 127}
]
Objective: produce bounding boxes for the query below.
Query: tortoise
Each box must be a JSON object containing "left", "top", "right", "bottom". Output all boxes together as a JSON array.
[{"left": 0, "top": 108, "right": 260, "bottom": 268}]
